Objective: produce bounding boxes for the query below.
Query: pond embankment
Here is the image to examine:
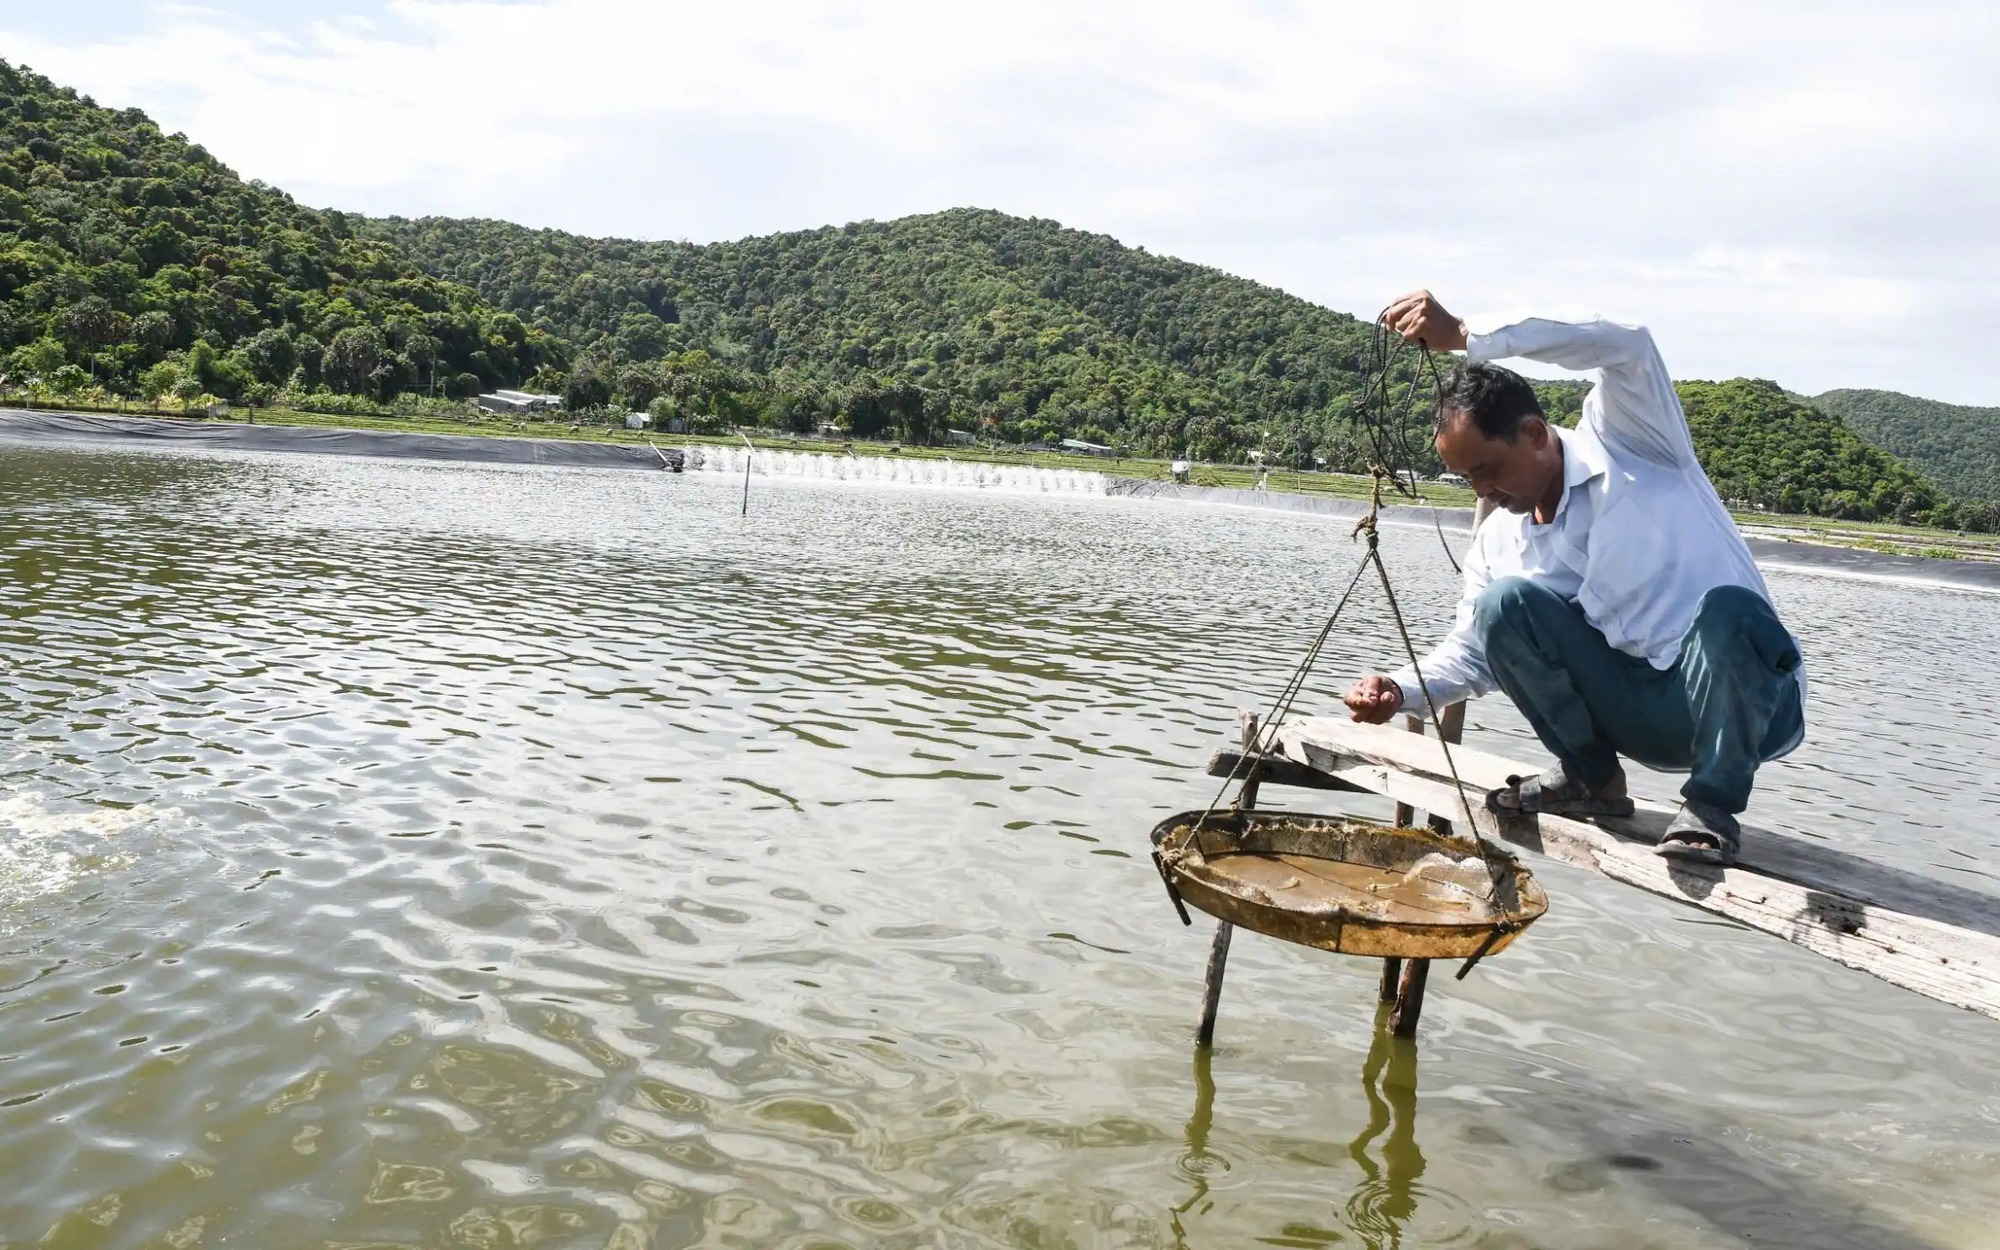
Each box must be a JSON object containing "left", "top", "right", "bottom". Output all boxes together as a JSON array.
[
  {"left": 1106, "top": 478, "right": 2000, "bottom": 594},
  {"left": 9, "top": 408, "right": 1997, "bottom": 593}
]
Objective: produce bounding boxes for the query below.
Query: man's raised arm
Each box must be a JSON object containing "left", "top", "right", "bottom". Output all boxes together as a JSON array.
[
  {"left": 1384, "top": 291, "right": 1696, "bottom": 471},
  {"left": 1466, "top": 316, "right": 1696, "bottom": 471}
]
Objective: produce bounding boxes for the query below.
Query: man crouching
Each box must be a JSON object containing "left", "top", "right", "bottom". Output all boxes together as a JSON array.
[{"left": 1343, "top": 291, "right": 1806, "bottom": 864}]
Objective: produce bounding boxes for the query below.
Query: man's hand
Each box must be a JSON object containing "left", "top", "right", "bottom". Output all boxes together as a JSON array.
[
  {"left": 1344, "top": 675, "right": 1405, "bottom": 724},
  {"left": 1384, "top": 290, "right": 1468, "bottom": 353}
]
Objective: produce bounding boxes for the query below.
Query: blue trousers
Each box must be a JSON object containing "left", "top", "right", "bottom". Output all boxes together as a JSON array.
[{"left": 1474, "top": 578, "right": 1804, "bottom": 813}]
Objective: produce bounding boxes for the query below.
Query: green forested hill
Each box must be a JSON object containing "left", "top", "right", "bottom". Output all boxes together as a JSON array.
[
  {"left": 0, "top": 55, "right": 1983, "bottom": 527},
  {"left": 0, "top": 59, "right": 561, "bottom": 405},
  {"left": 1678, "top": 380, "right": 1949, "bottom": 524},
  {"left": 1811, "top": 389, "right": 2000, "bottom": 505},
  {"left": 367, "top": 211, "right": 1980, "bottom": 525},
  {"left": 359, "top": 209, "right": 1382, "bottom": 461}
]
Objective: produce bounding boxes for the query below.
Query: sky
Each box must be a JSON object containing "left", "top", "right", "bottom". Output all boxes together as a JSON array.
[{"left": 4, "top": 0, "right": 1996, "bottom": 403}]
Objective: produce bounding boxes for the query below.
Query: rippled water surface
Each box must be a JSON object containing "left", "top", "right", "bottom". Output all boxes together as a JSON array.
[{"left": 3, "top": 443, "right": 1998, "bottom": 1249}]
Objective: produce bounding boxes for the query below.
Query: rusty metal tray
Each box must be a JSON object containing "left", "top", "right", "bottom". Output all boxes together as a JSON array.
[{"left": 1151, "top": 808, "right": 1548, "bottom": 959}]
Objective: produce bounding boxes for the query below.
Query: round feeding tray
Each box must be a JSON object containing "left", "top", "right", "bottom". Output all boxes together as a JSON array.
[{"left": 1151, "top": 808, "right": 1548, "bottom": 959}]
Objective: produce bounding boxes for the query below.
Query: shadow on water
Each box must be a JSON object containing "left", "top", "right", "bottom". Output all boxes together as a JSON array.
[
  {"left": 1497, "top": 1080, "right": 1958, "bottom": 1250},
  {"left": 1173, "top": 1008, "right": 1955, "bottom": 1250}
]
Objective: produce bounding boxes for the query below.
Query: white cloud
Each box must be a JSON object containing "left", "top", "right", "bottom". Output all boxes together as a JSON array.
[{"left": 4, "top": 0, "right": 1998, "bottom": 401}]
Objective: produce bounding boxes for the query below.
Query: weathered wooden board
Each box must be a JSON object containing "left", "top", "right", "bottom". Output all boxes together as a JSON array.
[
  {"left": 1285, "top": 718, "right": 2000, "bottom": 937},
  {"left": 1251, "top": 718, "right": 2000, "bottom": 1023},
  {"left": 1203, "top": 747, "right": 1368, "bottom": 794}
]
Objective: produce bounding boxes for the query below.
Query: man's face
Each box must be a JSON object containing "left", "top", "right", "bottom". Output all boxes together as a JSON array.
[{"left": 1434, "top": 411, "right": 1557, "bottom": 515}]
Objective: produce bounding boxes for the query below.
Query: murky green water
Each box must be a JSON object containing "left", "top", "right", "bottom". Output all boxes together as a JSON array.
[{"left": 2, "top": 443, "right": 1997, "bottom": 1249}]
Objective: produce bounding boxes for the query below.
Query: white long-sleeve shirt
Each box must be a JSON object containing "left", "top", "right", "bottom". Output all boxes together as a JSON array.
[{"left": 1387, "top": 316, "right": 1806, "bottom": 756}]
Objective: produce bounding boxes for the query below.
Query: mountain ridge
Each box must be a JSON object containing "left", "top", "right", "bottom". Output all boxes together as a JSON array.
[
  {"left": 362, "top": 209, "right": 1973, "bottom": 526},
  {"left": 1810, "top": 388, "right": 2000, "bottom": 505}
]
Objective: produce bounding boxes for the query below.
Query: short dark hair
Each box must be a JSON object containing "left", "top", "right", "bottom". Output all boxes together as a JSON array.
[{"left": 1436, "top": 362, "right": 1543, "bottom": 442}]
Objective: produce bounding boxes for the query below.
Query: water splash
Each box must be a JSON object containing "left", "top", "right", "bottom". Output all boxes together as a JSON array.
[
  {"left": 0, "top": 789, "right": 164, "bottom": 915},
  {"left": 685, "top": 447, "right": 1107, "bottom": 495}
]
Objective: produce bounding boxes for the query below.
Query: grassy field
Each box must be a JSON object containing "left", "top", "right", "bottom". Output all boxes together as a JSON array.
[{"left": 12, "top": 397, "right": 1998, "bottom": 561}]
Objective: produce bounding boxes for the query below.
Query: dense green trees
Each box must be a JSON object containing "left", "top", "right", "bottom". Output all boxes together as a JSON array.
[
  {"left": 1676, "top": 380, "right": 1971, "bottom": 527},
  {"left": 0, "top": 59, "right": 564, "bottom": 407},
  {"left": 361, "top": 208, "right": 1386, "bottom": 461},
  {"left": 1811, "top": 389, "right": 2000, "bottom": 506},
  {"left": 367, "top": 209, "right": 1978, "bottom": 525}
]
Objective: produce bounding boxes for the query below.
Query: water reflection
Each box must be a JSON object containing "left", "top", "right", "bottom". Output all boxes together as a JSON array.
[
  {"left": 1168, "top": 1046, "right": 1222, "bottom": 1247},
  {"left": 1173, "top": 1009, "right": 1435, "bottom": 1250},
  {"left": 1345, "top": 1009, "right": 1425, "bottom": 1247}
]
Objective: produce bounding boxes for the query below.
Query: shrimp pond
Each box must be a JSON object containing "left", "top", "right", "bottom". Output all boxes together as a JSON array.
[{"left": 2, "top": 442, "right": 1998, "bottom": 1248}]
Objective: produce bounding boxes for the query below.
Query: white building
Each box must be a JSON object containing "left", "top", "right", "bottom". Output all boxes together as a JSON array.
[
  {"left": 1059, "top": 438, "right": 1113, "bottom": 456},
  {"left": 475, "top": 390, "right": 564, "bottom": 415}
]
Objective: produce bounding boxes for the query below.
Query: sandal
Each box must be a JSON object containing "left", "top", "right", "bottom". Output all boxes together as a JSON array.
[
  {"left": 1654, "top": 801, "right": 1741, "bottom": 865},
  {"left": 1484, "top": 767, "right": 1635, "bottom": 818}
]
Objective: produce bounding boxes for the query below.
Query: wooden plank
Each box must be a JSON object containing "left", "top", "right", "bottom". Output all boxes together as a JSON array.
[
  {"left": 1204, "top": 748, "right": 1368, "bottom": 793},
  {"left": 1307, "top": 753, "right": 2000, "bottom": 1019},
  {"left": 1274, "top": 719, "right": 2000, "bottom": 1022},
  {"left": 1285, "top": 718, "right": 2000, "bottom": 938}
]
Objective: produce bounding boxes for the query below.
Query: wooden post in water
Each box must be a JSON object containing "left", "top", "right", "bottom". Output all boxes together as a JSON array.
[
  {"left": 739, "top": 433, "right": 754, "bottom": 516},
  {"left": 1379, "top": 957, "right": 1403, "bottom": 1003},
  {"left": 1195, "top": 922, "right": 1233, "bottom": 1047},
  {"left": 1390, "top": 957, "right": 1431, "bottom": 1037},
  {"left": 1387, "top": 713, "right": 1434, "bottom": 1028},
  {"left": 1196, "top": 710, "right": 1260, "bottom": 1046},
  {"left": 1391, "top": 786, "right": 1417, "bottom": 829},
  {"left": 1233, "top": 709, "right": 1263, "bottom": 810},
  {"left": 1392, "top": 716, "right": 1423, "bottom": 828},
  {"left": 1429, "top": 703, "right": 1468, "bottom": 835}
]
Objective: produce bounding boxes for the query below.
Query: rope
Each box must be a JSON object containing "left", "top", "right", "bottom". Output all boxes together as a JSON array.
[
  {"left": 1166, "top": 470, "right": 1512, "bottom": 905},
  {"left": 1353, "top": 473, "right": 1509, "bottom": 899},
  {"left": 1354, "top": 309, "right": 1445, "bottom": 502},
  {"left": 1428, "top": 503, "right": 1462, "bottom": 575},
  {"left": 1183, "top": 545, "right": 1376, "bottom": 840},
  {"left": 1161, "top": 309, "right": 1519, "bottom": 919},
  {"left": 1353, "top": 309, "right": 1520, "bottom": 915},
  {"left": 1357, "top": 308, "right": 1465, "bottom": 574}
]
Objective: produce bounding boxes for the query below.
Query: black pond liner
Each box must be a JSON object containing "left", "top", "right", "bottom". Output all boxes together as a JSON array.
[
  {"left": 0, "top": 408, "right": 667, "bottom": 473},
  {"left": 7, "top": 409, "right": 1997, "bottom": 593},
  {"left": 1106, "top": 478, "right": 2000, "bottom": 594}
]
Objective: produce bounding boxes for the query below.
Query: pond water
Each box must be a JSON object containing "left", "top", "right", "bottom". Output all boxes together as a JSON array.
[{"left": 2, "top": 444, "right": 1997, "bottom": 1249}]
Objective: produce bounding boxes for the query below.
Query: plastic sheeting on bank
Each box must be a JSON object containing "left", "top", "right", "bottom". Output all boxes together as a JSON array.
[
  {"left": 1106, "top": 477, "right": 1475, "bottom": 528},
  {"left": 7, "top": 408, "right": 1994, "bottom": 594},
  {"left": 1106, "top": 477, "right": 2000, "bottom": 594},
  {"left": 0, "top": 408, "right": 666, "bottom": 472}
]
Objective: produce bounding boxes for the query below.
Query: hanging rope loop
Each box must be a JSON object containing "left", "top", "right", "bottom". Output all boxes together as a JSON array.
[
  {"left": 1357, "top": 312, "right": 1466, "bottom": 573},
  {"left": 1355, "top": 312, "right": 1445, "bottom": 501}
]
